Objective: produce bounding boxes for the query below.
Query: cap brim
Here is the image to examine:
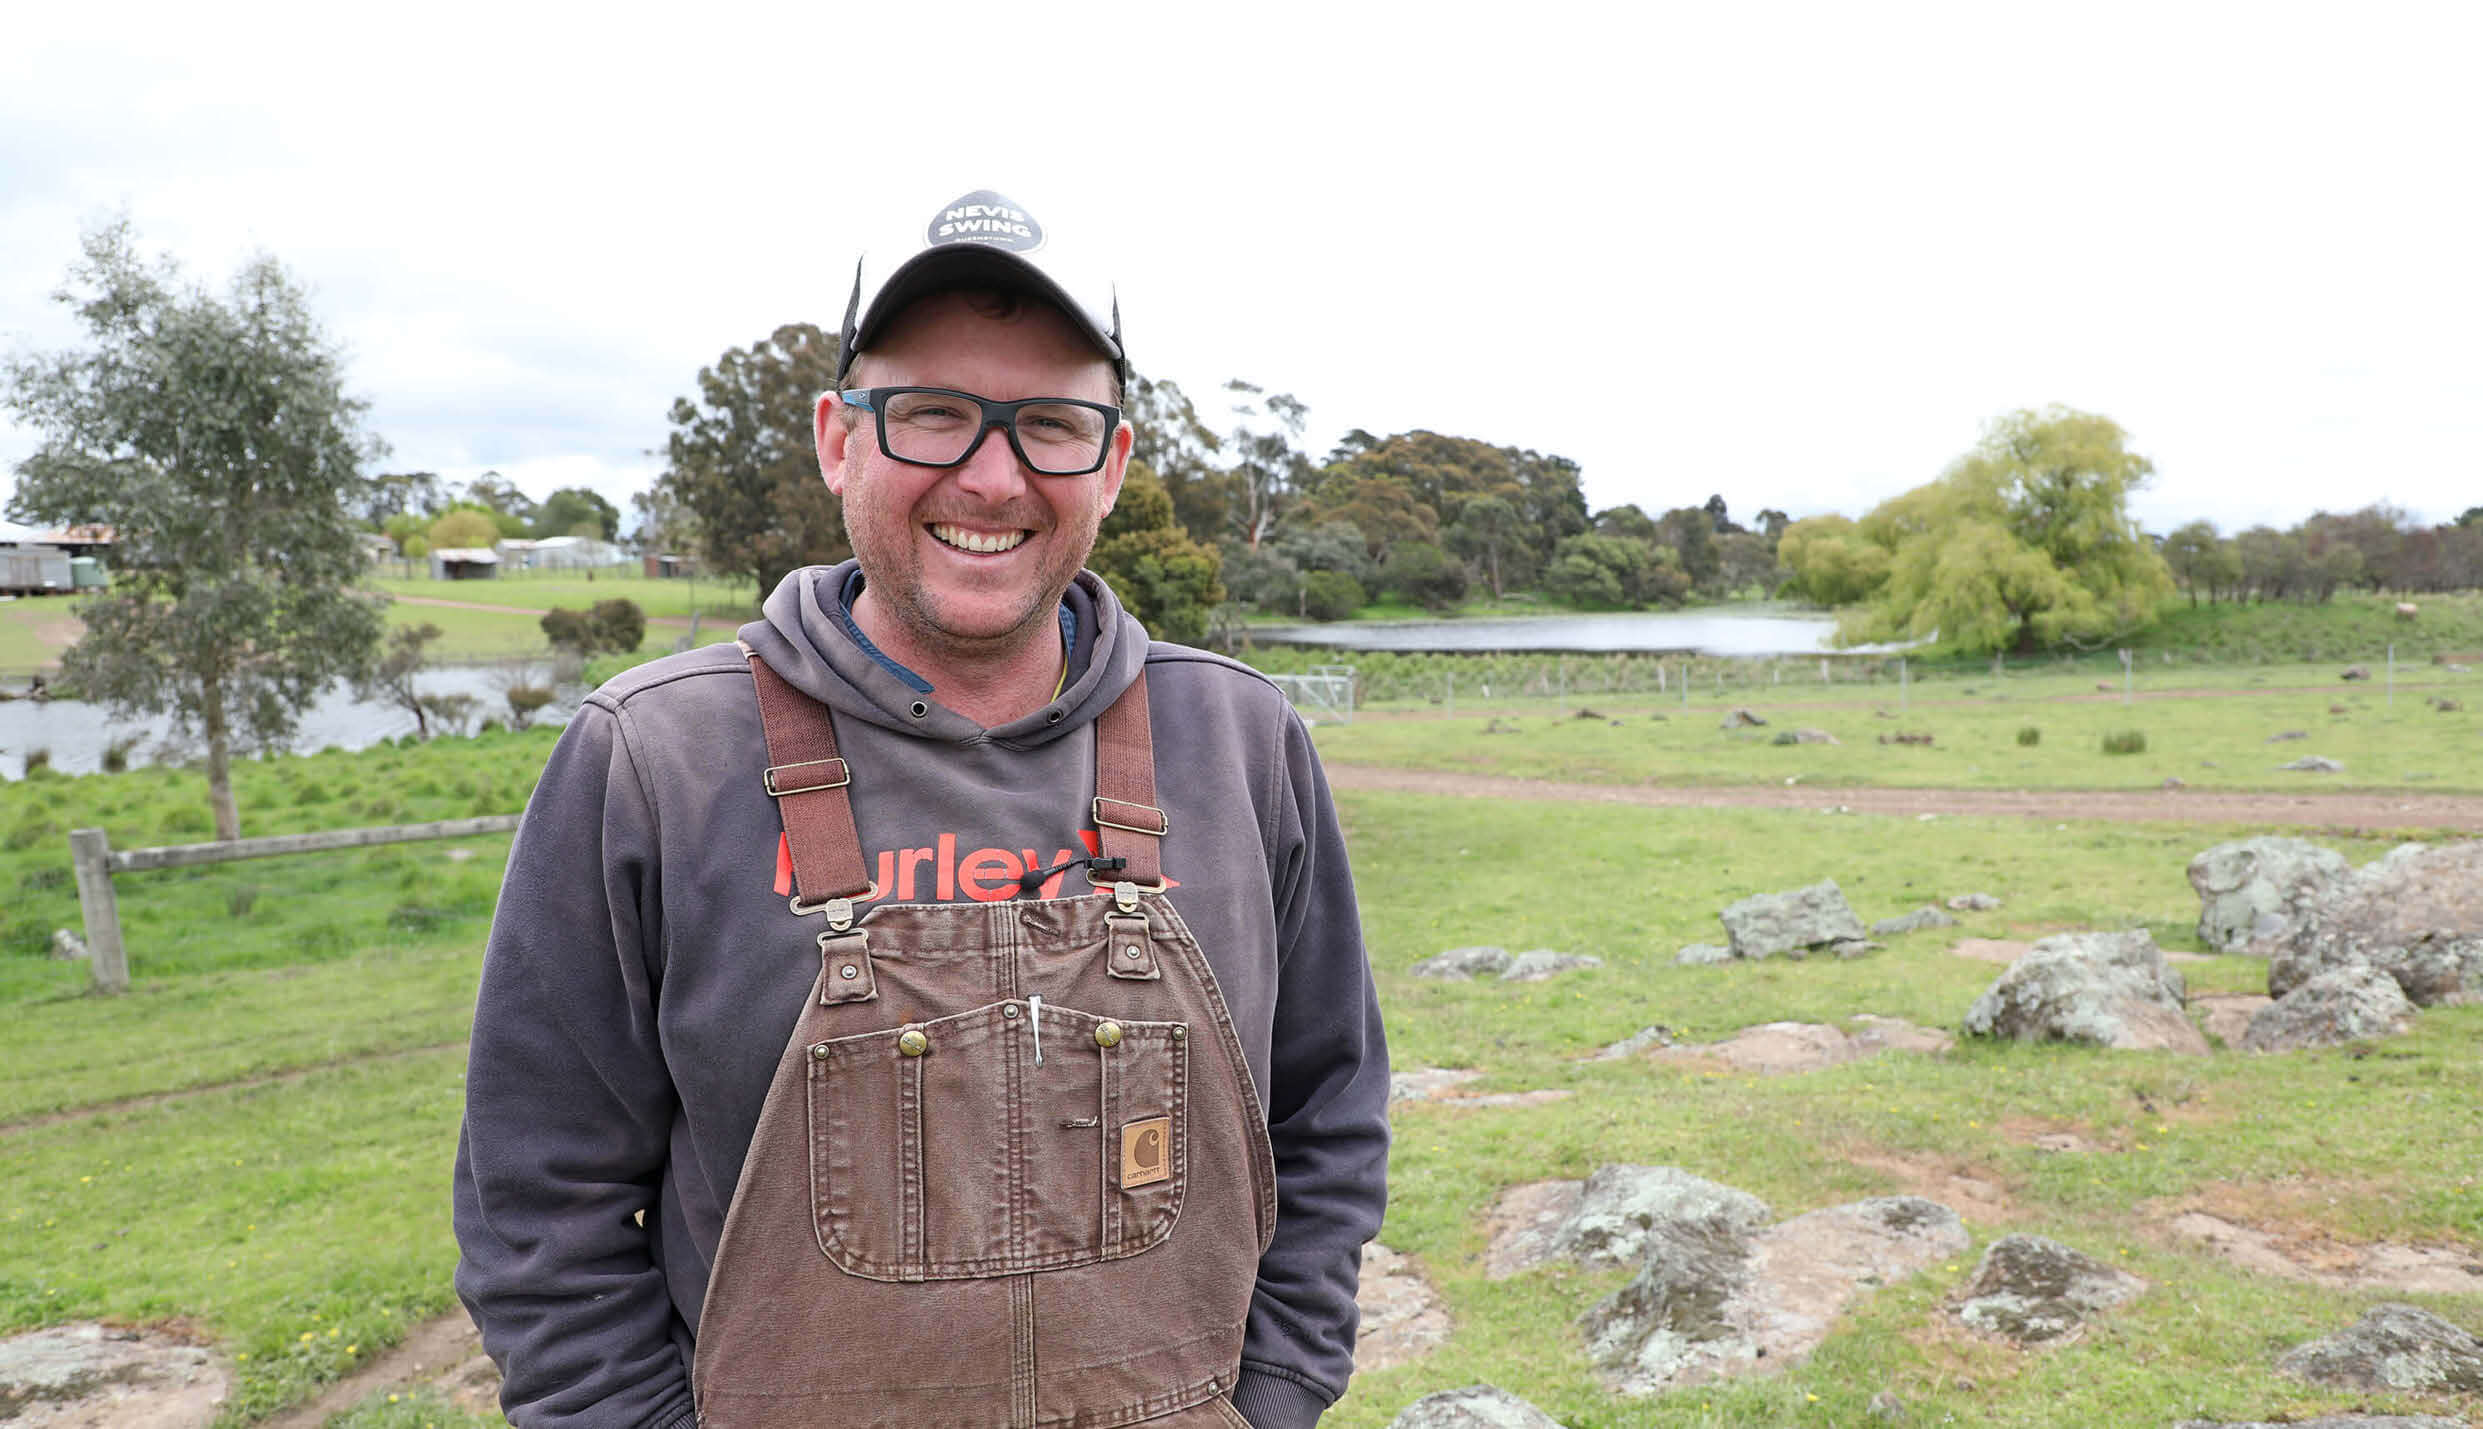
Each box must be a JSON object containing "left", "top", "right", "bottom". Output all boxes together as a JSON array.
[{"left": 842, "top": 246, "right": 1122, "bottom": 383}]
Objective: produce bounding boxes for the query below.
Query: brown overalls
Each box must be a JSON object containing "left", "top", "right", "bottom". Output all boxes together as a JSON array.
[{"left": 692, "top": 655, "right": 1278, "bottom": 1429}]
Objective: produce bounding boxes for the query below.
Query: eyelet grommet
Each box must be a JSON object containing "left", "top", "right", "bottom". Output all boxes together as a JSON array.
[
  {"left": 909, "top": 700, "right": 929, "bottom": 719},
  {"left": 1045, "top": 708, "right": 1063, "bottom": 724}
]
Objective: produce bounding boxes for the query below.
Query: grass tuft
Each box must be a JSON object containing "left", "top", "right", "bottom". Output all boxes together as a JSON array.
[{"left": 2101, "top": 729, "right": 2148, "bottom": 755}]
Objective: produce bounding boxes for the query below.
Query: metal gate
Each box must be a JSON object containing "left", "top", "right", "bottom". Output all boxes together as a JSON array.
[{"left": 1265, "top": 664, "right": 1355, "bottom": 724}]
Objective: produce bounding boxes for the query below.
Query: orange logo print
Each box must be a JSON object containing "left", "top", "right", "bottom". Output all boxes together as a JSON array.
[{"left": 775, "top": 828, "right": 1177, "bottom": 901}]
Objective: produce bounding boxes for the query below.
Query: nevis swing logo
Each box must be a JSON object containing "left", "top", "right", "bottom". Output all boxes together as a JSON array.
[{"left": 927, "top": 189, "right": 1043, "bottom": 253}]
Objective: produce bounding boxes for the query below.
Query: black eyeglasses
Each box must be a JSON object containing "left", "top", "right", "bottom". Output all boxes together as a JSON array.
[{"left": 840, "top": 387, "right": 1121, "bottom": 476}]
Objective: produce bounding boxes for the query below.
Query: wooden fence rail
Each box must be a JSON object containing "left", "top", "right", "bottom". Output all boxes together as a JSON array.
[{"left": 66, "top": 815, "right": 523, "bottom": 994}]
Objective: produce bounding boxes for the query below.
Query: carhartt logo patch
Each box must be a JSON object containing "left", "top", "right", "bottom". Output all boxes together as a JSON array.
[{"left": 1121, "top": 1117, "right": 1171, "bottom": 1188}]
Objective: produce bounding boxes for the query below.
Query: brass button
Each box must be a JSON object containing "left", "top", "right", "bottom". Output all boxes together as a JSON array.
[
  {"left": 897, "top": 1027, "right": 929, "bottom": 1057},
  {"left": 1170, "top": 1026, "right": 1186, "bottom": 1041},
  {"left": 1002, "top": 1004, "right": 1020, "bottom": 1019},
  {"left": 1094, "top": 1021, "right": 1124, "bottom": 1049}
]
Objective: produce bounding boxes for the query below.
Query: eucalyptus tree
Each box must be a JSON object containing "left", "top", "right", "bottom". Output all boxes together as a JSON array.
[{"left": 4, "top": 223, "right": 386, "bottom": 838}]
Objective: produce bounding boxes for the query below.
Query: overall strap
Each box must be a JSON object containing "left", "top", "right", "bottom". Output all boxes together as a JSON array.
[
  {"left": 742, "top": 645, "right": 874, "bottom": 904},
  {"left": 1091, "top": 669, "right": 1167, "bottom": 889}
]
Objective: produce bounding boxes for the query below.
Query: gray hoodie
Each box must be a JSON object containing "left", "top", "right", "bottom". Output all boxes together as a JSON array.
[{"left": 454, "top": 564, "right": 1389, "bottom": 1429}]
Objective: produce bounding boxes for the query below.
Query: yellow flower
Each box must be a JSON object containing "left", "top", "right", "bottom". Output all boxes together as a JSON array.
[
  {"left": 389, "top": 1395, "right": 400, "bottom": 1404},
  {"left": 237, "top": 1353, "right": 250, "bottom": 1361},
  {"left": 299, "top": 1332, "right": 314, "bottom": 1343},
  {"left": 346, "top": 1345, "right": 357, "bottom": 1355}
]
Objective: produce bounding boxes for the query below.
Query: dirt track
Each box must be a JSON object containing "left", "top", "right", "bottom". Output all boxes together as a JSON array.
[{"left": 1323, "top": 763, "right": 2483, "bottom": 834}]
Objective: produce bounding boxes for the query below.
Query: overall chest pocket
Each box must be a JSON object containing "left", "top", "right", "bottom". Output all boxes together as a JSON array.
[{"left": 805, "top": 999, "right": 1189, "bottom": 1281}]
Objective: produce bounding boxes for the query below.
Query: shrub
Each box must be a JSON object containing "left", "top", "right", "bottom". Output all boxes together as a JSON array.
[
  {"left": 228, "top": 885, "right": 260, "bottom": 918},
  {"left": 1299, "top": 571, "right": 1367, "bottom": 623},
  {"left": 5, "top": 818, "right": 59, "bottom": 853},
  {"left": 101, "top": 736, "right": 140, "bottom": 774},
  {"left": 21, "top": 747, "right": 52, "bottom": 775},
  {"left": 543, "top": 599, "right": 647, "bottom": 657},
  {"left": 2016, "top": 725, "right": 2042, "bottom": 747},
  {"left": 506, "top": 685, "right": 556, "bottom": 728},
  {"left": 2101, "top": 729, "right": 2148, "bottom": 755}
]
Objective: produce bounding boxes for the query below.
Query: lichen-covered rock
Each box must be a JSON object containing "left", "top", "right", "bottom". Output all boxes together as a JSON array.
[
  {"left": 1719, "top": 880, "right": 1866, "bottom": 959},
  {"left": 1500, "top": 949, "right": 1602, "bottom": 982},
  {"left": 2280, "top": 755, "right": 2345, "bottom": 772},
  {"left": 1411, "top": 945, "right": 1513, "bottom": 980},
  {"left": 2242, "top": 964, "right": 2417, "bottom": 1051},
  {"left": 2267, "top": 842, "right": 2483, "bottom": 1006},
  {"left": 1674, "top": 942, "right": 1732, "bottom": 966},
  {"left": 1591, "top": 1025, "right": 1678, "bottom": 1060},
  {"left": 1385, "top": 1385, "right": 1569, "bottom": 1429},
  {"left": 2274, "top": 1302, "right": 2483, "bottom": 1392},
  {"left": 2186, "top": 836, "right": 2351, "bottom": 953},
  {"left": 1550, "top": 1164, "right": 1773, "bottom": 1270},
  {"left": 2175, "top": 1417, "right": 2471, "bottom": 1428},
  {"left": 1355, "top": 1243, "right": 1451, "bottom": 1372},
  {"left": 1872, "top": 906, "right": 1959, "bottom": 937},
  {"left": 1961, "top": 930, "right": 2209, "bottom": 1053},
  {"left": 1952, "top": 1234, "right": 2146, "bottom": 1344},
  {"left": 1580, "top": 1197, "right": 1966, "bottom": 1394},
  {"left": 1946, "top": 892, "right": 2003, "bottom": 911}
]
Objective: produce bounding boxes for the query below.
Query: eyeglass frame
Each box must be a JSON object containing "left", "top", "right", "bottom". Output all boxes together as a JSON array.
[{"left": 837, "top": 386, "right": 1124, "bottom": 477}]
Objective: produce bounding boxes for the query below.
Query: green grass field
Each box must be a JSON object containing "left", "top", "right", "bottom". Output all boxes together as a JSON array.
[{"left": 3, "top": 693, "right": 2479, "bottom": 1425}]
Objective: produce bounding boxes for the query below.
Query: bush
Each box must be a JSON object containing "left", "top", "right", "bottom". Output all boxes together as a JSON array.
[
  {"left": 506, "top": 684, "right": 557, "bottom": 728},
  {"left": 2016, "top": 725, "right": 2042, "bottom": 747},
  {"left": 101, "top": 736, "right": 140, "bottom": 774},
  {"left": 1299, "top": 570, "right": 1367, "bottom": 622},
  {"left": 542, "top": 599, "right": 647, "bottom": 657},
  {"left": 228, "top": 885, "right": 260, "bottom": 918},
  {"left": 2101, "top": 729, "right": 2148, "bottom": 755}
]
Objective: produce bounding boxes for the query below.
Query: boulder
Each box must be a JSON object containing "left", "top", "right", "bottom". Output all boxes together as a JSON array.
[
  {"left": 2186, "top": 836, "right": 2352, "bottom": 953},
  {"left": 2177, "top": 1418, "right": 2470, "bottom": 1428},
  {"left": 1719, "top": 707, "right": 1768, "bottom": 729},
  {"left": 1872, "top": 906, "right": 1958, "bottom": 937},
  {"left": 2266, "top": 729, "right": 2310, "bottom": 742},
  {"left": 1719, "top": 880, "right": 1867, "bottom": 959},
  {"left": 2242, "top": 964, "right": 2417, "bottom": 1051},
  {"left": 1384, "top": 1385, "right": 1569, "bottom": 1429},
  {"left": 50, "top": 928, "right": 88, "bottom": 961},
  {"left": 2280, "top": 756, "right": 2345, "bottom": 773},
  {"left": 1547, "top": 1164, "right": 1773, "bottom": 1272},
  {"left": 0, "top": 1323, "right": 229, "bottom": 1427},
  {"left": 1411, "top": 945, "right": 1514, "bottom": 980},
  {"left": 1961, "top": 930, "right": 2209, "bottom": 1053},
  {"left": 2266, "top": 841, "right": 2483, "bottom": 1006},
  {"left": 1946, "top": 892, "right": 2003, "bottom": 912},
  {"left": 1499, "top": 949, "right": 1603, "bottom": 982},
  {"left": 1355, "top": 1243, "right": 1451, "bottom": 1372},
  {"left": 1580, "top": 1196, "right": 1966, "bottom": 1393},
  {"left": 2274, "top": 1302, "right": 2483, "bottom": 1393},
  {"left": 1674, "top": 942, "right": 1733, "bottom": 966},
  {"left": 1591, "top": 1025, "right": 1678, "bottom": 1059},
  {"left": 2341, "top": 665, "right": 2371, "bottom": 681},
  {"left": 1951, "top": 1234, "right": 2146, "bottom": 1344}
]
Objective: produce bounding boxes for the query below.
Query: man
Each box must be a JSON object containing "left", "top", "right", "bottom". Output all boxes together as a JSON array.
[{"left": 453, "top": 189, "right": 1390, "bottom": 1429}]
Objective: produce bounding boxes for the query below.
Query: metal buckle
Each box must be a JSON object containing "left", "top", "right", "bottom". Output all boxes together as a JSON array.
[
  {"left": 1082, "top": 868, "right": 1169, "bottom": 897},
  {"left": 789, "top": 882, "right": 880, "bottom": 931},
  {"left": 1091, "top": 796, "right": 1168, "bottom": 836},
  {"left": 764, "top": 758, "right": 851, "bottom": 797}
]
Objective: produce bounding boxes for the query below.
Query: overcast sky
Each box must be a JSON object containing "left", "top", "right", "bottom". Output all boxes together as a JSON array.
[{"left": 4, "top": 1, "right": 2478, "bottom": 542}]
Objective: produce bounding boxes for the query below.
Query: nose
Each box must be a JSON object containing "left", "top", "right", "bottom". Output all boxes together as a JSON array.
[{"left": 949, "top": 417, "right": 1032, "bottom": 503}]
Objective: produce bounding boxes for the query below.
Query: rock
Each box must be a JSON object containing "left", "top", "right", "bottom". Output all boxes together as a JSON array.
[
  {"left": 1720, "top": 707, "right": 1768, "bottom": 729},
  {"left": 2242, "top": 964, "right": 2417, "bottom": 1051},
  {"left": 1867, "top": 1391, "right": 1907, "bottom": 1418},
  {"left": 1391, "top": 1068, "right": 1484, "bottom": 1102},
  {"left": 1580, "top": 1196, "right": 1966, "bottom": 1393},
  {"left": 1946, "top": 892, "right": 2002, "bottom": 912},
  {"left": 2186, "top": 835, "right": 2353, "bottom": 953},
  {"left": 2176, "top": 1418, "right": 2471, "bottom": 1428},
  {"left": 2161, "top": 776, "right": 2186, "bottom": 790},
  {"left": 2192, "top": 993, "right": 2271, "bottom": 1048},
  {"left": 2266, "top": 729, "right": 2310, "bottom": 742},
  {"left": 1570, "top": 707, "right": 1605, "bottom": 720},
  {"left": 2266, "top": 842, "right": 2483, "bottom": 1006},
  {"left": 2274, "top": 1302, "right": 2483, "bottom": 1392},
  {"left": 1592, "top": 1025, "right": 1677, "bottom": 1059},
  {"left": 1551, "top": 1165, "right": 1774, "bottom": 1271},
  {"left": 1952, "top": 1233, "right": 2147, "bottom": 1344},
  {"left": 1872, "top": 905, "right": 1958, "bottom": 937},
  {"left": 0, "top": 1323, "right": 230, "bottom": 1427},
  {"left": 2341, "top": 664, "right": 2371, "bottom": 680},
  {"left": 2428, "top": 696, "right": 2464, "bottom": 712},
  {"left": 1787, "top": 727, "right": 1839, "bottom": 744},
  {"left": 1499, "top": 949, "right": 1603, "bottom": 982},
  {"left": 1384, "top": 1385, "right": 1569, "bottom": 1429},
  {"left": 1411, "top": 945, "right": 1513, "bottom": 980},
  {"left": 2280, "top": 756, "right": 2345, "bottom": 773},
  {"left": 1674, "top": 942, "right": 1732, "bottom": 966},
  {"left": 1719, "top": 880, "right": 1866, "bottom": 959},
  {"left": 1657, "top": 1017, "right": 1951, "bottom": 1075},
  {"left": 1878, "top": 730, "right": 1933, "bottom": 746},
  {"left": 1961, "top": 929, "right": 2210, "bottom": 1053},
  {"left": 1827, "top": 938, "right": 1879, "bottom": 959},
  {"left": 2331, "top": 702, "right": 2351, "bottom": 714},
  {"left": 50, "top": 928, "right": 88, "bottom": 960},
  {"left": 1355, "top": 1243, "right": 1452, "bottom": 1372}
]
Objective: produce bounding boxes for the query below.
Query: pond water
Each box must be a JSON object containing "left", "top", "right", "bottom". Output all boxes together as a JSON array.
[
  {"left": 1249, "top": 607, "right": 1859, "bottom": 655},
  {"left": 0, "top": 664, "right": 583, "bottom": 780}
]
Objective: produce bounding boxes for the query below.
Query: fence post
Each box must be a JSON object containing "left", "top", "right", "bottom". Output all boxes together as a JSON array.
[
  {"left": 1443, "top": 674, "right": 1453, "bottom": 717},
  {"left": 1680, "top": 662, "right": 1689, "bottom": 709},
  {"left": 2121, "top": 647, "right": 2133, "bottom": 704},
  {"left": 68, "top": 828, "right": 130, "bottom": 995},
  {"left": 2387, "top": 643, "right": 2395, "bottom": 708},
  {"left": 1899, "top": 657, "right": 1909, "bottom": 712}
]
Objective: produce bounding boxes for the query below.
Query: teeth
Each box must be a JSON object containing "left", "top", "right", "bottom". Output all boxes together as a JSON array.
[{"left": 930, "top": 523, "right": 1028, "bottom": 554}]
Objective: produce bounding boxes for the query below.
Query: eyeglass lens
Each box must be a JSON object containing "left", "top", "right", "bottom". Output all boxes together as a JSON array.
[{"left": 879, "top": 390, "right": 1111, "bottom": 474}]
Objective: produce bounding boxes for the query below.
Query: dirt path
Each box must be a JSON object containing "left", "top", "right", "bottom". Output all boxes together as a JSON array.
[
  {"left": 260, "top": 1309, "right": 493, "bottom": 1429},
  {"left": 1323, "top": 763, "right": 2483, "bottom": 833}
]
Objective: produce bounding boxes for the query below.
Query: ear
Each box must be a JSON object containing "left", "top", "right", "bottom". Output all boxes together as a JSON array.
[
  {"left": 1096, "top": 420, "right": 1134, "bottom": 516},
  {"left": 816, "top": 390, "right": 856, "bottom": 494}
]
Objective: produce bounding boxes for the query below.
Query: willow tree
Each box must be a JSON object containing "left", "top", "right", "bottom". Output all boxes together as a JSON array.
[
  {"left": 1839, "top": 407, "right": 2173, "bottom": 654},
  {"left": 4, "top": 224, "right": 385, "bottom": 838}
]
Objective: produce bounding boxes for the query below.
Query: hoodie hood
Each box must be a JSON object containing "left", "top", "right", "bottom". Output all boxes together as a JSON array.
[{"left": 738, "top": 561, "right": 1149, "bottom": 750}]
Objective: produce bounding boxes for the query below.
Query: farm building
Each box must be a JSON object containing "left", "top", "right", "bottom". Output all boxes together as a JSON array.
[
  {"left": 430, "top": 547, "right": 502, "bottom": 580},
  {"left": 0, "top": 520, "right": 74, "bottom": 594},
  {"left": 500, "top": 536, "right": 629, "bottom": 571}
]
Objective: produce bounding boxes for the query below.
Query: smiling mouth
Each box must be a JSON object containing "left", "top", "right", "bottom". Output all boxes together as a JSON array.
[{"left": 928, "top": 522, "right": 1029, "bottom": 554}]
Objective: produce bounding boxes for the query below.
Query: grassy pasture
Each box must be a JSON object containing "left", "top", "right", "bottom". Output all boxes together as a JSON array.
[
  {"left": 367, "top": 571, "right": 762, "bottom": 625},
  {"left": 3, "top": 717, "right": 2480, "bottom": 1425},
  {"left": 1307, "top": 663, "right": 2483, "bottom": 793}
]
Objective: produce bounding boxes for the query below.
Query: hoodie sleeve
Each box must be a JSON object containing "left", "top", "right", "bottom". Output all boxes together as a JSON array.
[
  {"left": 453, "top": 698, "right": 696, "bottom": 1429},
  {"left": 1233, "top": 709, "right": 1391, "bottom": 1429}
]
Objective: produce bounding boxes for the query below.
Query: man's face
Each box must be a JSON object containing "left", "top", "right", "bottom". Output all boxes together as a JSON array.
[{"left": 817, "top": 291, "right": 1131, "bottom": 665}]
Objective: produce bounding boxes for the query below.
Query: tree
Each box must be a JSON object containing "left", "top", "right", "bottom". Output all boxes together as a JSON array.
[
  {"left": 1126, "top": 373, "right": 1226, "bottom": 547},
  {"left": 1777, "top": 515, "right": 1889, "bottom": 606},
  {"left": 1654, "top": 506, "right": 1720, "bottom": 591},
  {"left": 541, "top": 599, "right": 647, "bottom": 657},
  {"left": 461, "top": 472, "right": 539, "bottom": 536},
  {"left": 534, "top": 486, "right": 619, "bottom": 541},
  {"left": 1222, "top": 381, "right": 1311, "bottom": 551},
  {"left": 1446, "top": 493, "right": 1525, "bottom": 598},
  {"left": 2160, "top": 520, "right": 2233, "bottom": 606},
  {"left": 653, "top": 322, "right": 850, "bottom": 595},
  {"left": 3, "top": 223, "right": 385, "bottom": 840},
  {"left": 361, "top": 622, "right": 447, "bottom": 740},
  {"left": 1088, "top": 466, "right": 1224, "bottom": 643},
  {"left": 1376, "top": 540, "right": 1466, "bottom": 610},
  {"left": 1839, "top": 407, "right": 2174, "bottom": 653},
  {"left": 1541, "top": 532, "right": 1687, "bottom": 609},
  {"left": 429, "top": 507, "right": 502, "bottom": 551},
  {"left": 358, "top": 470, "right": 444, "bottom": 526},
  {"left": 1299, "top": 569, "right": 1365, "bottom": 621}
]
